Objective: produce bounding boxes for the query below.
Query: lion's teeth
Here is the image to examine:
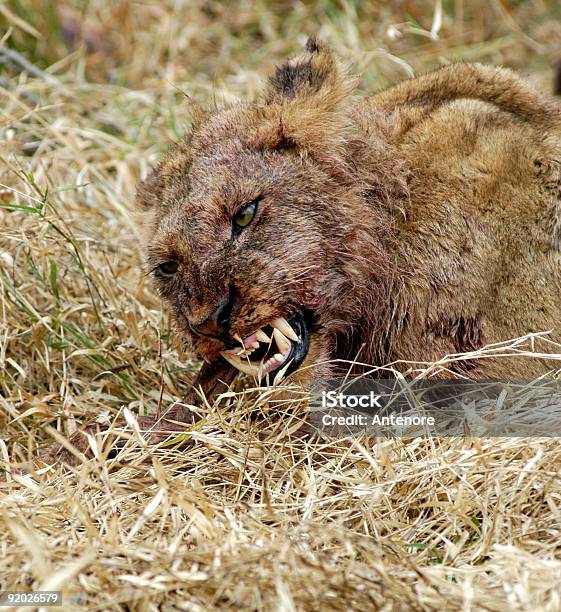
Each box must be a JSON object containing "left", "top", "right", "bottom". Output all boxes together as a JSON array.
[
  {"left": 272, "top": 317, "right": 299, "bottom": 342},
  {"left": 222, "top": 320, "right": 297, "bottom": 380},
  {"left": 236, "top": 347, "right": 253, "bottom": 357},
  {"left": 272, "top": 328, "right": 291, "bottom": 354},
  {"left": 273, "top": 358, "right": 293, "bottom": 385},
  {"left": 221, "top": 352, "right": 259, "bottom": 376},
  {"left": 255, "top": 329, "right": 270, "bottom": 343}
]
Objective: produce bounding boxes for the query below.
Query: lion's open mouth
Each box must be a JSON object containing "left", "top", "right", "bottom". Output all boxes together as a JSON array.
[{"left": 220, "top": 314, "right": 309, "bottom": 380}]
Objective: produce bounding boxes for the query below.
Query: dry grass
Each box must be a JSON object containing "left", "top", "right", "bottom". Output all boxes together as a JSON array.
[{"left": 2, "top": 1, "right": 561, "bottom": 609}]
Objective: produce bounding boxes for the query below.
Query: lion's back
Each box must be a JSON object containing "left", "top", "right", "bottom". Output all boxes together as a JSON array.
[{"left": 385, "top": 94, "right": 561, "bottom": 376}]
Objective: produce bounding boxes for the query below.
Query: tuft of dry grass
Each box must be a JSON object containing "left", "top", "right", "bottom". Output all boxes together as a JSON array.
[{"left": 2, "top": 1, "right": 561, "bottom": 609}]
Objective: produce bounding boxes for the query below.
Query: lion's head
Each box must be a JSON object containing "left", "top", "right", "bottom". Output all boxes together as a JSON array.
[{"left": 136, "top": 40, "right": 407, "bottom": 383}]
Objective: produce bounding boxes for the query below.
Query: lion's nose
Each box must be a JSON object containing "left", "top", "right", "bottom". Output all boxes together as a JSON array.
[{"left": 190, "top": 297, "right": 231, "bottom": 340}]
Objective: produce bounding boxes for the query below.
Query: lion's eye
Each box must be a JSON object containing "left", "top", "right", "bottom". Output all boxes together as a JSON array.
[
  {"left": 233, "top": 199, "right": 259, "bottom": 231},
  {"left": 157, "top": 261, "right": 179, "bottom": 276}
]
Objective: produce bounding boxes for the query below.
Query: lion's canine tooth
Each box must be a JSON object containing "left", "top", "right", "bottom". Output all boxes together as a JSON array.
[
  {"left": 221, "top": 351, "right": 259, "bottom": 377},
  {"left": 255, "top": 329, "right": 270, "bottom": 343},
  {"left": 272, "top": 328, "right": 290, "bottom": 354},
  {"left": 251, "top": 341, "right": 260, "bottom": 349},
  {"left": 274, "top": 353, "right": 284, "bottom": 362},
  {"left": 273, "top": 358, "right": 293, "bottom": 386},
  {"left": 272, "top": 317, "right": 299, "bottom": 342}
]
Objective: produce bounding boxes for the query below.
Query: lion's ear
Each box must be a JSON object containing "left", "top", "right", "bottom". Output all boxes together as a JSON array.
[
  {"left": 265, "top": 38, "right": 355, "bottom": 110},
  {"left": 253, "top": 39, "right": 357, "bottom": 157}
]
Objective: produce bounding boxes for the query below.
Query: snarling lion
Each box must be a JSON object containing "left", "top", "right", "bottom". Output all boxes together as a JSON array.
[{"left": 136, "top": 39, "right": 561, "bottom": 414}]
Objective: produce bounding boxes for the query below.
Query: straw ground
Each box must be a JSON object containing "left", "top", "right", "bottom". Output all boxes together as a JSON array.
[{"left": 2, "top": 1, "right": 561, "bottom": 609}]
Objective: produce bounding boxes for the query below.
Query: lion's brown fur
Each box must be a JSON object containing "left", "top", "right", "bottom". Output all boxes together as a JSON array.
[{"left": 136, "top": 39, "right": 561, "bottom": 400}]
